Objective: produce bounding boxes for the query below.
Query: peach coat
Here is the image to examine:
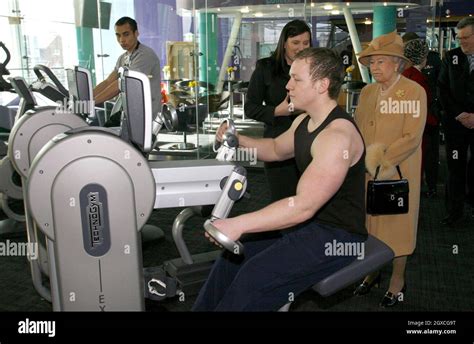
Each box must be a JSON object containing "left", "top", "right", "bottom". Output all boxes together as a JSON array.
[{"left": 355, "top": 75, "right": 427, "bottom": 256}]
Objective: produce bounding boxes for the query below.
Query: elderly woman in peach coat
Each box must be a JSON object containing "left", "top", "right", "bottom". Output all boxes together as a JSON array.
[{"left": 353, "top": 31, "right": 427, "bottom": 307}]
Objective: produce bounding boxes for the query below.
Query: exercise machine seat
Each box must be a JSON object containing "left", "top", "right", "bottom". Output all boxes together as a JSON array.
[{"left": 312, "top": 234, "right": 394, "bottom": 297}]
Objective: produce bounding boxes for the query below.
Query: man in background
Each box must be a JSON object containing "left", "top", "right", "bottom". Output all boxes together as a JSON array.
[
  {"left": 94, "top": 16, "right": 161, "bottom": 124},
  {"left": 438, "top": 17, "right": 474, "bottom": 225}
]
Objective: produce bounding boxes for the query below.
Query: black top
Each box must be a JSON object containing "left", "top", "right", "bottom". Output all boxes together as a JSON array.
[
  {"left": 423, "top": 51, "right": 441, "bottom": 96},
  {"left": 422, "top": 51, "right": 442, "bottom": 119},
  {"left": 294, "top": 106, "right": 367, "bottom": 236},
  {"left": 244, "top": 57, "right": 297, "bottom": 139}
]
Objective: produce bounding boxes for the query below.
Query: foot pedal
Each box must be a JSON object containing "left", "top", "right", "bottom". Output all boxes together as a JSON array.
[{"left": 143, "top": 266, "right": 178, "bottom": 301}]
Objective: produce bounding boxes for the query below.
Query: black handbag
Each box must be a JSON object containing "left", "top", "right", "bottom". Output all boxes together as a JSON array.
[{"left": 367, "top": 165, "right": 409, "bottom": 215}]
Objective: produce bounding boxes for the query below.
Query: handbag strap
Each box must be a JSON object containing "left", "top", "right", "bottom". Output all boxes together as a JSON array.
[
  {"left": 396, "top": 166, "right": 403, "bottom": 179},
  {"left": 374, "top": 165, "right": 404, "bottom": 180}
]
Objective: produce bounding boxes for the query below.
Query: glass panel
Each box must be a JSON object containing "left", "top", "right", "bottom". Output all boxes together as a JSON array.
[
  {"left": 0, "top": 1, "right": 25, "bottom": 87},
  {"left": 88, "top": 0, "right": 202, "bottom": 159},
  {"left": 0, "top": 2, "right": 22, "bottom": 105},
  {"left": 93, "top": 0, "right": 134, "bottom": 83},
  {"left": 0, "top": 0, "right": 452, "bottom": 161},
  {"left": 193, "top": 0, "right": 446, "bottom": 161},
  {"left": 0, "top": 16, "right": 22, "bottom": 90},
  {"left": 132, "top": 0, "right": 202, "bottom": 159},
  {"left": 17, "top": 0, "right": 77, "bottom": 85},
  {"left": 194, "top": 1, "right": 311, "bottom": 161}
]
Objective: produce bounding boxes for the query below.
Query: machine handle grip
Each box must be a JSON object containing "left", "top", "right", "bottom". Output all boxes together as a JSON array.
[
  {"left": 0, "top": 41, "right": 11, "bottom": 66},
  {"left": 33, "top": 64, "right": 69, "bottom": 97},
  {"left": 204, "top": 219, "right": 244, "bottom": 255},
  {"left": 213, "top": 118, "right": 237, "bottom": 152}
]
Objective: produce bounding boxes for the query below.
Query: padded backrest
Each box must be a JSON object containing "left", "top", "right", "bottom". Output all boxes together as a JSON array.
[
  {"left": 10, "top": 77, "right": 36, "bottom": 107},
  {"left": 66, "top": 66, "right": 94, "bottom": 116},
  {"left": 119, "top": 67, "right": 152, "bottom": 153}
]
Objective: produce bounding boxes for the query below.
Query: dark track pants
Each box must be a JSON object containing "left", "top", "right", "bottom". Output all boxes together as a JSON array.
[{"left": 192, "top": 222, "right": 365, "bottom": 311}]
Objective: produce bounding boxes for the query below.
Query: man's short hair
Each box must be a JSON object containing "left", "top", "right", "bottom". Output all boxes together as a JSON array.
[
  {"left": 115, "top": 17, "right": 138, "bottom": 32},
  {"left": 295, "top": 47, "right": 344, "bottom": 100},
  {"left": 457, "top": 17, "right": 474, "bottom": 31}
]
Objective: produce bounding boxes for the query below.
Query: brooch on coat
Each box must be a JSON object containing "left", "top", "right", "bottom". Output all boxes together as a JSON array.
[{"left": 396, "top": 89, "right": 405, "bottom": 98}]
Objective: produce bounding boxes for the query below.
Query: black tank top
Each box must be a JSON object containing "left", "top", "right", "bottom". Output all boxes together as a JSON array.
[{"left": 294, "top": 106, "right": 367, "bottom": 236}]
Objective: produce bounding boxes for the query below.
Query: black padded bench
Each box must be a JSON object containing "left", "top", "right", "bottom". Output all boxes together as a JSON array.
[{"left": 279, "top": 234, "right": 394, "bottom": 311}]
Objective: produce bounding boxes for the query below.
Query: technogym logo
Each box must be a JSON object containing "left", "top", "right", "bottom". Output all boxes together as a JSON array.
[
  {"left": 80, "top": 184, "right": 111, "bottom": 256},
  {"left": 0, "top": 240, "right": 38, "bottom": 260},
  {"left": 87, "top": 192, "right": 104, "bottom": 248}
]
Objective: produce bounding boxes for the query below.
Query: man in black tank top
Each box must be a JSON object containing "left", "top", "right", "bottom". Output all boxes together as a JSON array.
[{"left": 193, "top": 48, "right": 367, "bottom": 311}]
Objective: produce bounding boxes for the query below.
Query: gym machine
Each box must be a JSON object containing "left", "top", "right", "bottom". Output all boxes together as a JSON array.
[
  {"left": 1, "top": 63, "right": 72, "bottom": 133},
  {"left": 5, "top": 65, "right": 159, "bottom": 302},
  {"left": 0, "top": 70, "right": 83, "bottom": 235},
  {"left": 156, "top": 115, "right": 243, "bottom": 296},
  {"left": 0, "top": 41, "right": 12, "bottom": 92},
  {"left": 25, "top": 68, "right": 245, "bottom": 311},
  {"left": 7, "top": 76, "right": 89, "bottom": 300},
  {"left": 30, "top": 64, "right": 69, "bottom": 103}
]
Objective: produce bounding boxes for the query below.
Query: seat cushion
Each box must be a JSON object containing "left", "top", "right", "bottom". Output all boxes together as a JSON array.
[{"left": 312, "top": 235, "right": 394, "bottom": 297}]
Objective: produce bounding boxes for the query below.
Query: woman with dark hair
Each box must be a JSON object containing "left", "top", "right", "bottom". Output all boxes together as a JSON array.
[{"left": 245, "top": 19, "right": 312, "bottom": 202}]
